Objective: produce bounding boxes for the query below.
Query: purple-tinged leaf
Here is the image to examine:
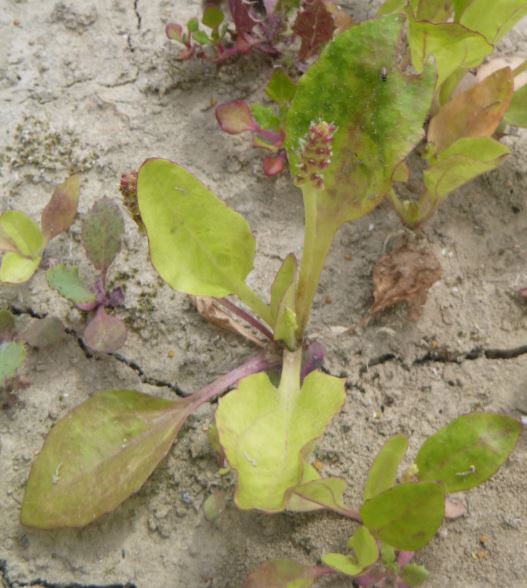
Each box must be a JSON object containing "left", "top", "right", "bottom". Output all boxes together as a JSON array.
[
  {"left": 84, "top": 308, "right": 127, "bottom": 353},
  {"left": 293, "top": 0, "right": 336, "bottom": 61},
  {"left": 21, "top": 317, "right": 65, "bottom": 349},
  {"left": 229, "top": 0, "right": 257, "bottom": 36},
  {"left": 0, "top": 309, "right": 16, "bottom": 343},
  {"left": 41, "top": 175, "right": 80, "bottom": 242},
  {"left": 81, "top": 197, "right": 124, "bottom": 274},
  {"left": 47, "top": 264, "right": 96, "bottom": 306},
  {"left": 21, "top": 389, "right": 193, "bottom": 528},
  {"left": 215, "top": 100, "right": 259, "bottom": 134},
  {"left": 166, "top": 23, "right": 184, "bottom": 41},
  {"left": 263, "top": 153, "right": 286, "bottom": 176},
  {"left": 263, "top": 0, "right": 279, "bottom": 15},
  {"left": 245, "top": 559, "right": 318, "bottom": 588},
  {"left": 107, "top": 286, "right": 125, "bottom": 307}
]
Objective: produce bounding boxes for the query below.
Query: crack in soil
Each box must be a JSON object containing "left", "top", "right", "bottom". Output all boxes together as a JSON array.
[
  {"left": 8, "top": 306, "right": 186, "bottom": 398},
  {"left": 133, "top": 0, "right": 142, "bottom": 31},
  {"left": 0, "top": 559, "right": 136, "bottom": 588}
]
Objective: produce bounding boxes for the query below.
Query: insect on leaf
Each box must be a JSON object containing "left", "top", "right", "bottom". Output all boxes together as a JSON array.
[
  {"left": 21, "top": 389, "right": 193, "bottom": 528},
  {"left": 416, "top": 413, "right": 522, "bottom": 492},
  {"left": 41, "top": 175, "right": 80, "bottom": 242}
]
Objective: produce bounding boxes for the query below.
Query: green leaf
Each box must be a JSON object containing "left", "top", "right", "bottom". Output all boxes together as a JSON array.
[
  {"left": 270, "top": 254, "right": 297, "bottom": 324},
  {"left": 251, "top": 104, "right": 281, "bottom": 132},
  {"left": 273, "top": 276, "right": 297, "bottom": 350},
  {"left": 361, "top": 482, "right": 445, "bottom": 550},
  {"left": 380, "top": 544, "right": 396, "bottom": 565},
  {"left": 424, "top": 137, "right": 510, "bottom": 203},
  {"left": 416, "top": 413, "right": 522, "bottom": 492},
  {"left": 216, "top": 101, "right": 259, "bottom": 134},
  {"left": 0, "top": 211, "right": 44, "bottom": 258},
  {"left": 81, "top": 198, "right": 124, "bottom": 274},
  {"left": 413, "top": 0, "right": 452, "bottom": 21},
  {"left": 287, "top": 463, "right": 323, "bottom": 512},
  {"left": 41, "top": 175, "right": 80, "bottom": 242},
  {"left": 21, "top": 390, "right": 193, "bottom": 528},
  {"left": 377, "top": 0, "right": 406, "bottom": 15},
  {"left": 364, "top": 434, "right": 408, "bottom": 500},
  {"left": 504, "top": 84, "right": 527, "bottom": 128},
  {"left": 266, "top": 70, "right": 297, "bottom": 105},
  {"left": 286, "top": 15, "right": 435, "bottom": 224},
  {"left": 192, "top": 30, "right": 210, "bottom": 45},
  {"left": 322, "top": 526, "right": 379, "bottom": 576},
  {"left": 245, "top": 559, "right": 317, "bottom": 588},
  {"left": 47, "top": 265, "right": 96, "bottom": 305},
  {"left": 0, "top": 252, "right": 41, "bottom": 284},
  {"left": 203, "top": 489, "right": 226, "bottom": 521},
  {"left": 202, "top": 6, "right": 224, "bottom": 30},
  {"left": 400, "top": 563, "right": 430, "bottom": 586},
  {"left": 290, "top": 475, "right": 348, "bottom": 515},
  {"left": 460, "top": 0, "right": 527, "bottom": 42},
  {"left": 216, "top": 355, "right": 345, "bottom": 512},
  {"left": 0, "top": 341, "right": 26, "bottom": 387},
  {"left": 453, "top": 0, "right": 474, "bottom": 20},
  {"left": 137, "top": 159, "right": 256, "bottom": 298},
  {"left": 187, "top": 17, "right": 199, "bottom": 33},
  {"left": 408, "top": 19, "right": 492, "bottom": 87}
]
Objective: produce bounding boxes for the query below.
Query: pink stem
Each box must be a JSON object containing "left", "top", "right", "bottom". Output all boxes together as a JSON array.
[{"left": 216, "top": 297, "right": 275, "bottom": 341}]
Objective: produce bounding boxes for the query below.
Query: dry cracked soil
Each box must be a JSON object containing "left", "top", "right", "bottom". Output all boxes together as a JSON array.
[{"left": 1, "top": 1, "right": 527, "bottom": 587}]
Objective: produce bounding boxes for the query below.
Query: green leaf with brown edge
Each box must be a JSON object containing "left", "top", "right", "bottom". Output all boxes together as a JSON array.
[
  {"left": 416, "top": 413, "right": 521, "bottom": 492},
  {"left": 322, "top": 526, "right": 379, "bottom": 576},
  {"left": 286, "top": 15, "right": 435, "bottom": 225},
  {"left": 81, "top": 197, "right": 124, "bottom": 274},
  {"left": 216, "top": 353, "right": 345, "bottom": 512},
  {"left": 361, "top": 482, "right": 445, "bottom": 551},
  {"left": 427, "top": 67, "right": 514, "bottom": 153},
  {"left": 504, "top": 84, "right": 527, "bottom": 128},
  {"left": 422, "top": 137, "right": 510, "bottom": 217},
  {"left": 41, "top": 175, "right": 80, "bottom": 242},
  {"left": 21, "top": 389, "right": 193, "bottom": 528},
  {"left": 364, "top": 434, "right": 408, "bottom": 500},
  {"left": 0, "top": 341, "right": 26, "bottom": 387},
  {"left": 460, "top": 0, "right": 527, "bottom": 42},
  {"left": 0, "top": 252, "right": 41, "bottom": 284},
  {"left": 137, "top": 158, "right": 256, "bottom": 299},
  {"left": 408, "top": 18, "right": 492, "bottom": 88},
  {"left": 47, "top": 264, "right": 96, "bottom": 305},
  {"left": 0, "top": 211, "right": 44, "bottom": 259},
  {"left": 266, "top": 69, "right": 297, "bottom": 106},
  {"left": 244, "top": 559, "right": 317, "bottom": 588},
  {"left": 0, "top": 309, "right": 16, "bottom": 343}
]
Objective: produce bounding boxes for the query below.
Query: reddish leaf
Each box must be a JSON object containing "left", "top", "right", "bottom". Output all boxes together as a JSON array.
[
  {"left": 84, "top": 308, "right": 127, "bottom": 353},
  {"left": 263, "top": 153, "right": 287, "bottom": 176},
  {"left": 216, "top": 100, "right": 259, "bottom": 134},
  {"left": 166, "top": 23, "right": 184, "bottom": 42},
  {"left": 41, "top": 175, "right": 80, "bottom": 242},
  {"left": 293, "top": 0, "right": 336, "bottom": 60},
  {"left": 229, "top": 0, "right": 257, "bottom": 36}
]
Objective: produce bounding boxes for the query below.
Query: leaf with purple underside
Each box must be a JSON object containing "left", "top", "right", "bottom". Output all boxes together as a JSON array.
[
  {"left": 81, "top": 198, "right": 124, "bottom": 274},
  {"left": 84, "top": 307, "right": 127, "bottom": 353},
  {"left": 41, "top": 175, "right": 80, "bottom": 242},
  {"left": 216, "top": 100, "right": 259, "bottom": 134}
]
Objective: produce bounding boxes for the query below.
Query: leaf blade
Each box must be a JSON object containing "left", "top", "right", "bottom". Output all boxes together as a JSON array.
[
  {"left": 41, "top": 175, "right": 80, "bottom": 242},
  {"left": 364, "top": 434, "right": 408, "bottom": 500}
]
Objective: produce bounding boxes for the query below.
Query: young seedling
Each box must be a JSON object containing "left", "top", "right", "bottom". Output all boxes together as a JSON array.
[
  {"left": 46, "top": 198, "right": 127, "bottom": 354},
  {"left": 0, "top": 175, "right": 80, "bottom": 284},
  {"left": 246, "top": 413, "right": 522, "bottom": 587},
  {"left": 19, "top": 16, "right": 523, "bottom": 588},
  {"left": 0, "top": 308, "right": 65, "bottom": 408}
]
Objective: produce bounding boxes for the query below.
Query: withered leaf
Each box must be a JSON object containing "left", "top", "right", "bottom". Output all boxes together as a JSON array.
[
  {"left": 41, "top": 175, "right": 80, "bottom": 242},
  {"left": 368, "top": 239, "right": 442, "bottom": 322},
  {"left": 293, "top": 0, "right": 336, "bottom": 61},
  {"left": 428, "top": 67, "right": 514, "bottom": 153}
]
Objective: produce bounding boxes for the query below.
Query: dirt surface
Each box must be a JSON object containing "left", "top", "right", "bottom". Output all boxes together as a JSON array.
[{"left": 1, "top": 1, "right": 526, "bottom": 587}]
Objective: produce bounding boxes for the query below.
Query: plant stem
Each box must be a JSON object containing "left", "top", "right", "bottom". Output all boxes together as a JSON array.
[
  {"left": 216, "top": 297, "right": 274, "bottom": 341},
  {"left": 190, "top": 352, "right": 279, "bottom": 410},
  {"left": 295, "top": 188, "right": 336, "bottom": 337},
  {"left": 279, "top": 347, "right": 303, "bottom": 397},
  {"left": 513, "top": 58, "right": 527, "bottom": 77},
  {"left": 231, "top": 278, "right": 273, "bottom": 328}
]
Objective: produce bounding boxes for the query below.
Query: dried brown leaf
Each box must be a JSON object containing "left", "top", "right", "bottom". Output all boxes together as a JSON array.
[
  {"left": 41, "top": 175, "right": 80, "bottom": 242},
  {"left": 191, "top": 296, "right": 267, "bottom": 347}
]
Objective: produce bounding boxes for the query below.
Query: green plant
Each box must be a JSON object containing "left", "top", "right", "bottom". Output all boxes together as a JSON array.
[
  {"left": 0, "top": 175, "right": 79, "bottom": 284},
  {"left": 46, "top": 197, "right": 127, "bottom": 353},
  {"left": 245, "top": 413, "right": 521, "bottom": 586},
  {"left": 18, "top": 13, "right": 522, "bottom": 587}
]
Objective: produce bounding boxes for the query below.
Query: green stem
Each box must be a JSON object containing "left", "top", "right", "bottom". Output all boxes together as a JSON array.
[
  {"left": 279, "top": 347, "right": 303, "bottom": 395},
  {"left": 513, "top": 59, "right": 527, "bottom": 77},
  {"left": 295, "top": 188, "right": 336, "bottom": 337},
  {"left": 231, "top": 279, "right": 273, "bottom": 328}
]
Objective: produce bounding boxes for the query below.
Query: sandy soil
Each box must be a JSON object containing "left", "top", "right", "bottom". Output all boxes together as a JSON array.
[{"left": 1, "top": 1, "right": 526, "bottom": 587}]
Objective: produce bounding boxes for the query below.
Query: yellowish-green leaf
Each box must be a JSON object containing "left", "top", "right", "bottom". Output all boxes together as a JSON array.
[
  {"left": 138, "top": 159, "right": 256, "bottom": 298},
  {"left": 270, "top": 254, "right": 297, "bottom": 324},
  {"left": 460, "top": 0, "right": 527, "bottom": 42},
  {"left": 216, "top": 359, "right": 345, "bottom": 512},
  {"left": 0, "top": 211, "right": 44, "bottom": 258},
  {"left": 21, "top": 389, "right": 192, "bottom": 528},
  {"left": 504, "top": 84, "right": 527, "bottom": 127},
  {"left": 0, "top": 252, "right": 41, "bottom": 284},
  {"left": 289, "top": 469, "right": 347, "bottom": 515},
  {"left": 322, "top": 526, "right": 379, "bottom": 576}
]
